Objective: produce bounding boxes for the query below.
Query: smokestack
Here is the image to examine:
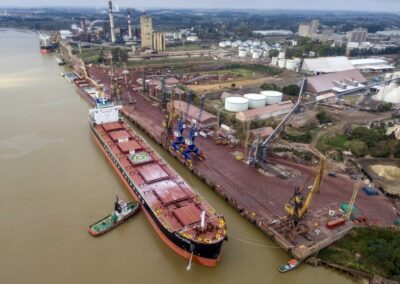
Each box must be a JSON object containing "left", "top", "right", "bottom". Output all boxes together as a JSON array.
[
  {"left": 108, "top": 0, "right": 116, "bottom": 43},
  {"left": 127, "top": 10, "right": 133, "bottom": 40}
]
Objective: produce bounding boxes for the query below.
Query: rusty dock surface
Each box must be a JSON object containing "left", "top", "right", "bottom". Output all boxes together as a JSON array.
[{"left": 86, "top": 66, "right": 397, "bottom": 260}]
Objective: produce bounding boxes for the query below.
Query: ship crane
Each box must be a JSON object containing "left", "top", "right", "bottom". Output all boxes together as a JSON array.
[{"left": 182, "top": 95, "right": 206, "bottom": 168}]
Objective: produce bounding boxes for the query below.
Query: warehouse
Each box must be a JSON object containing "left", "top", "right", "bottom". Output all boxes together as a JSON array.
[
  {"left": 236, "top": 101, "right": 294, "bottom": 122},
  {"left": 301, "top": 56, "right": 354, "bottom": 74},
  {"left": 304, "top": 69, "right": 367, "bottom": 94},
  {"left": 171, "top": 100, "right": 217, "bottom": 128},
  {"left": 349, "top": 58, "right": 395, "bottom": 73}
]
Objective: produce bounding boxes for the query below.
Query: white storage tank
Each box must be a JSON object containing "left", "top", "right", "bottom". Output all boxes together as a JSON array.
[
  {"left": 219, "top": 41, "right": 227, "bottom": 48},
  {"left": 278, "top": 51, "right": 285, "bottom": 59},
  {"left": 261, "top": 91, "right": 283, "bottom": 105},
  {"left": 278, "top": 58, "right": 287, "bottom": 68},
  {"left": 252, "top": 50, "right": 261, "bottom": 59},
  {"left": 225, "top": 40, "right": 232, "bottom": 47},
  {"left": 285, "top": 59, "right": 300, "bottom": 71},
  {"left": 238, "top": 48, "right": 247, "bottom": 57},
  {"left": 244, "top": 93, "right": 267, "bottom": 108},
  {"left": 271, "top": 56, "right": 278, "bottom": 66},
  {"left": 225, "top": 97, "right": 249, "bottom": 112}
]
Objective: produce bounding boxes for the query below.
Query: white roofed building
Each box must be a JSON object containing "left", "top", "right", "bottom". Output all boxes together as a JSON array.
[{"left": 301, "top": 56, "right": 354, "bottom": 74}]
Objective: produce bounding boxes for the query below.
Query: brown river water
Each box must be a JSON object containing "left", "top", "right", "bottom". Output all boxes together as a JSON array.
[{"left": 0, "top": 29, "right": 355, "bottom": 284}]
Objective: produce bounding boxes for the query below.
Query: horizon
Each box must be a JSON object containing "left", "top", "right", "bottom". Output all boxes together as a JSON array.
[{"left": 0, "top": 0, "right": 399, "bottom": 13}]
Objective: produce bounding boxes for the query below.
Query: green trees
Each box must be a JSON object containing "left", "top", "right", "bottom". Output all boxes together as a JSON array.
[
  {"left": 260, "top": 83, "right": 280, "bottom": 91},
  {"left": 282, "top": 84, "right": 300, "bottom": 96},
  {"left": 268, "top": 49, "right": 279, "bottom": 58},
  {"left": 316, "top": 111, "right": 333, "bottom": 124},
  {"left": 111, "top": 48, "right": 128, "bottom": 63}
]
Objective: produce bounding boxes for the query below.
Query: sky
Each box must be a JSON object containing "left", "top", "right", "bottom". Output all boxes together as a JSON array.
[{"left": 0, "top": 0, "right": 399, "bottom": 12}]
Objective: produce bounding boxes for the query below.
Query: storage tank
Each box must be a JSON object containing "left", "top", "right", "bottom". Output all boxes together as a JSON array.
[
  {"left": 225, "top": 40, "right": 232, "bottom": 47},
  {"left": 261, "top": 91, "right": 283, "bottom": 105},
  {"left": 285, "top": 59, "right": 299, "bottom": 71},
  {"left": 244, "top": 93, "right": 267, "bottom": 108},
  {"left": 271, "top": 56, "right": 278, "bottom": 66},
  {"left": 225, "top": 97, "right": 249, "bottom": 112},
  {"left": 278, "top": 58, "right": 286, "bottom": 68},
  {"left": 238, "top": 48, "right": 247, "bottom": 57},
  {"left": 278, "top": 51, "right": 285, "bottom": 59},
  {"left": 252, "top": 50, "right": 261, "bottom": 59},
  {"left": 219, "top": 41, "right": 227, "bottom": 48}
]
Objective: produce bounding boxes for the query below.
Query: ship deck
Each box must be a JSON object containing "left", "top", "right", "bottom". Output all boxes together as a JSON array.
[{"left": 94, "top": 121, "right": 225, "bottom": 244}]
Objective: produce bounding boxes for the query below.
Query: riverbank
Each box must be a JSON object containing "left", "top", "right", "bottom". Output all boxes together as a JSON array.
[{"left": 315, "top": 227, "right": 400, "bottom": 282}]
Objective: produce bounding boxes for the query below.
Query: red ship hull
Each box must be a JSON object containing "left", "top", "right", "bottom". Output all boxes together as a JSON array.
[{"left": 90, "top": 124, "right": 225, "bottom": 267}]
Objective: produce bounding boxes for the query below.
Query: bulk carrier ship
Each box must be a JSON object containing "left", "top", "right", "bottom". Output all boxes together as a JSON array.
[{"left": 88, "top": 97, "right": 227, "bottom": 267}]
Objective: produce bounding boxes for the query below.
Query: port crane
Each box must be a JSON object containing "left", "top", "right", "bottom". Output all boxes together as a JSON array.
[
  {"left": 248, "top": 78, "right": 306, "bottom": 169},
  {"left": 170, "top": 92, "right": 192, "bottom": 152},
  {"left": 181, "top": 95, "right": 206, "bottom": 168},
  {"left": 282, "top": 157, "right": 325, "bottom": 241}
]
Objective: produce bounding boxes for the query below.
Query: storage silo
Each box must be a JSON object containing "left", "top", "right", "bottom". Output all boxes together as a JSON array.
[
  {"left": 252, "top": 50, "right": 261, "bottom": 59},
  {"left": 285, "top": 59, "right": 300, "bottom": 71},
  {"left": 278, "top": 58, "right": 286, "bottom": 68},
  {"left": 225, "top": 97, "right": 249, "bottom": 112},
  {"left": 278, "top": 51, "right": 285, "bottom": 59},
  {"left": 238, "top": 48, "right": 247, "bottom": 57},
  {"left": 225, "top": 40, "right": 232, "bottom": 47},
  {"left": 219, "top": 41, "right": 227, "bottom": 48},
  {"left": 260, "top": 91, "right": 283, "bottom": 105},
  {"left": 244, "top": 93, "right": 267, "bottom": 108}
]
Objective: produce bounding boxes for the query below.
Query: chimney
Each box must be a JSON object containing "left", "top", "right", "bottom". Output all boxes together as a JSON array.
[
  {"left": 127, "top": 10, "right": 133, "bottom": 40},
  {"left": 108, "top": 0, "right": 116, "bottom": 43}
]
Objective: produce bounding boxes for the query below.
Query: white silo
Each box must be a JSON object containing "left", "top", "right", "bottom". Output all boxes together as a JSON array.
[
  {"left": 225, "top": 97, "right": 249, "bottom": 112},
  {"left": 285, "top": 59, "right": 300, "bottom": 71},
  {"left": 271, "top": 56, "right": 279, "bottom": 66},
  {"left": 244, "top": 93, "right": 267, "bottom": 108},
  {"left": 278, "top": 58, "right": 287, "bottom": 68},
  {"left": 252, "top": 50, "right": 261, "bottom": 59},
  {"left": 278, "top": 51, "right": 285, "bottom": 59},
  {"left": 225, "top": 40, "right": 232, "bottom": 47},
  {"left": 238, "top": 48, "right": 247, "bottom": 57},
  {"left": 261, "top": 91, "right": 283, "bottom": 105},
  {"left": 219, "top": 41, "right": 227, "bottom": 48}
]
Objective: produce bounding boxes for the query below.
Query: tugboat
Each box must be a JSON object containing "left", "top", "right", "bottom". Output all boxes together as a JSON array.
[
  {"left": 88, "top": 196, "right": 140, "bottom": 236},
  {"left": 278, "top": 259, "right": 301, "bottom": 273}
]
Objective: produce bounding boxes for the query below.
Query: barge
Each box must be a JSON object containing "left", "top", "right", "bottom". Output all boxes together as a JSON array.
[{"left": 88, "top": 96, "right": 227, "bottom": 267}]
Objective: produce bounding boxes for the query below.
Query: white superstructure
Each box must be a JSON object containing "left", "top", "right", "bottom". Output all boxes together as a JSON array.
[{"left": 89, "top": 99, "right": 122, "bottom": 124}]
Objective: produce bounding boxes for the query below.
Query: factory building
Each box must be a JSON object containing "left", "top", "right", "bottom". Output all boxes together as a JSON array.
[
  {"left": 152, "top": 32, "right": 166, "bottom": 51},
  {"left": 236, "top": 101, "right": 294, "bottom": 122},
  {"left": 304, "top": 69, "right": 367, "bottom": 95},
  {"left": 346, "top": 28, "right": 368, "bottom": 43},
  {"left": 140, "top": 15, "right": 153, "bottom": 49}
]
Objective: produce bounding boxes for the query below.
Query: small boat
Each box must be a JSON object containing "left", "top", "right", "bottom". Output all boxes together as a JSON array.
[
  {"left": 88, "top": 196, "right": 140, "bottom": 236},
  {"left": 278, "top": 259, "right": 301, "bottom": 273}
]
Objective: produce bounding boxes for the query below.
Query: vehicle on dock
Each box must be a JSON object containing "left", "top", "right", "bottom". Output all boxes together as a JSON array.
[
  {"left": 279, "top": 259, "right": 301, "bottom": 272},
  {"left": 88, "top": 96, "right": 227, "bottom": 267},
  {"left": 88, "top": 197, "right": 140, "bottom": 236}
]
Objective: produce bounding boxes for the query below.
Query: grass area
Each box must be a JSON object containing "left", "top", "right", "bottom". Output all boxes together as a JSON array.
[
  {"left": 317, "top": 227, "right": 400, "bottom": 281},
  {"left": 166, "top": 44, "right": 203, "bottom": 51},
  {"left": 283, "top": 127, "right": 314, "bottom": 143},
  {"left": 201, "top": 68, "right": 256, "bottom": 79},
  {"left": 316, "top": 134, "right": 349, "bottom": 153}
]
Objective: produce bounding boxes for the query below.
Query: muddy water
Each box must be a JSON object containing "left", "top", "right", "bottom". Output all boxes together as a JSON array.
[{"left": 0, "top": 29, "right": 354, "bottom": 284}]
